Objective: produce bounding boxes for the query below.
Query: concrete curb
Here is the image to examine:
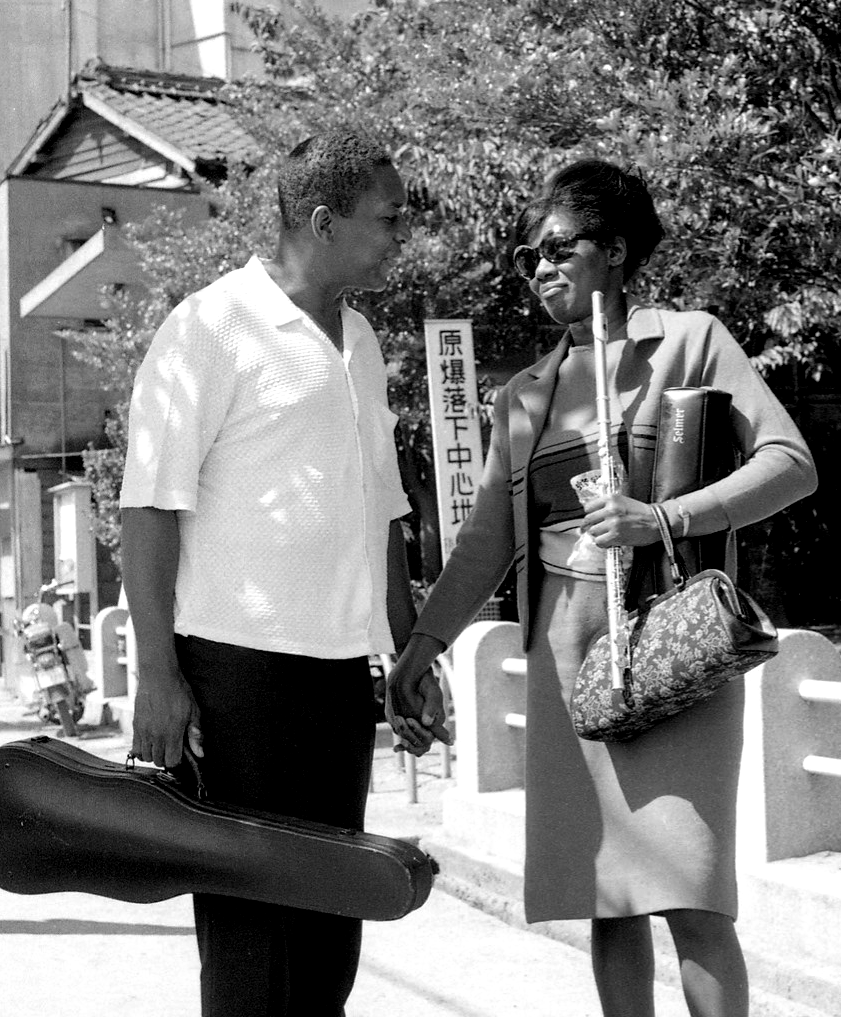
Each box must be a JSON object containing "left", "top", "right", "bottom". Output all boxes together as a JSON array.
[
  {"left": 422, "top": 832, "right": 841, "bottom": 1017},
  {"left": 63, "top": 690, "right": 841, "bottom": 1015}
]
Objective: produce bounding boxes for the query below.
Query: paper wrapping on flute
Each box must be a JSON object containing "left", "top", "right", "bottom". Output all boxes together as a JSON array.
[{"left": 569, "top": 468, "right": 632, "bottom": 572}]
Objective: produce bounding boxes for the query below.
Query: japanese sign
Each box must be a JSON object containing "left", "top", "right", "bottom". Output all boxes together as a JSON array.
[{"left": 424, "top": 319, "right": 485, "bottom": 564}]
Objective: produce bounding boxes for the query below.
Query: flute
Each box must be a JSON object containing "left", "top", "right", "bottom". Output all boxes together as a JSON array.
[{"left": 591, "top": 291, "right": 632, "bottom": 710}]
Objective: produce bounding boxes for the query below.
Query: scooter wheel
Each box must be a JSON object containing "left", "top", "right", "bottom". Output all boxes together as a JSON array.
[{"left": 56, "top": 699, "right": 78, "bottom": 738}]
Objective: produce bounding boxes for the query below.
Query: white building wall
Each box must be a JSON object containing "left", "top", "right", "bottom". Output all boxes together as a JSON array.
[
  {"left": 1, "top": 0, "right": 67, "bottom": 173},
  {"left": 74, "top": 0, "right": 161, "bottom": 71},
  {"left": 0, "top": 0, "right": 296, "bottom": 174}
]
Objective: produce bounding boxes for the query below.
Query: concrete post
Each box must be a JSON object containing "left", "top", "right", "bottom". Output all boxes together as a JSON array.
[
  {"left": 450, "top": 621, "right": 525, "bottom": 794},
  {"left": 448, "top": 622, "right": 841, "bottom": 865},
  {"left": 90, "top": 606, "right": 129, "bottom": 698},
  {"left": 737, "top": 628, "right": 841, "bottom": 863}
]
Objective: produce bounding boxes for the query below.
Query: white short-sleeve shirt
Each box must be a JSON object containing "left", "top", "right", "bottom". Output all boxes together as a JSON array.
[{"left": 120, "top": 256, "right": 411, "bottom": 658}]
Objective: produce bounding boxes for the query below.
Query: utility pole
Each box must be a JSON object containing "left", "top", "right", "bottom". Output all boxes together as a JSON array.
[
  {"left": 157, "top": 0, "right": 172, "bottom": 72},
  {"left": 62, "top": 0, "right": 73, "bottom": 101}
]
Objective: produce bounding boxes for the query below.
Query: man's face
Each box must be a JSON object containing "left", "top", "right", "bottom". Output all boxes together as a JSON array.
[{"left": 333, "top": 164, "right": 412, "bottom": 292}]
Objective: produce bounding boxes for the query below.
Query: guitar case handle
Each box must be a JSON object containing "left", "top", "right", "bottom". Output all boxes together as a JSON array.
[{"left": 126, "top": 742, "right": 208, "bottom": 801}]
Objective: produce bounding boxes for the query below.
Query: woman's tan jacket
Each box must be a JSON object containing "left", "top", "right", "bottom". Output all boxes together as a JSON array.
[{"left": 414, "top": 302, "right": 818, "bottom": 652}]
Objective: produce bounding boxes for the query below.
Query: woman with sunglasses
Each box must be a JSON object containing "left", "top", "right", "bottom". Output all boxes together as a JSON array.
[{"left": 386, "top": 159, "right": 816, "bottom": 1017}]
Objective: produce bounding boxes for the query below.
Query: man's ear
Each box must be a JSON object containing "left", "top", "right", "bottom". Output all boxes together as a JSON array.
[
  {"left": 607, "top": 235, "right": 627, "bottom": 269},
  {"left": 311, "top": 204, "right": 334, "bottom": 243}
]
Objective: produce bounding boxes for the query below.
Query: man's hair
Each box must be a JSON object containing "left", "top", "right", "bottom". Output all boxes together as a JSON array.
[
  {"left": 513, "top": 159, "right": 665, "bottom": 282},
  {"left": 277, "top": 130, "right": 393, "bottom": 231}
]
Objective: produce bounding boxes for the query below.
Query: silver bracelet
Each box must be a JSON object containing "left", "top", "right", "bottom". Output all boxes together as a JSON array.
[{"left": 676, "top": 503, "right": 691, "bottom": 538}]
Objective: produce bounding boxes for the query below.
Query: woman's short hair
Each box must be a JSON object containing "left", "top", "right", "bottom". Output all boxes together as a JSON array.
[
  {"left": 277, "top": 130, "right": 393, "bottom": 231},
  {"left": 516, "top": 159, "right": 665, "bottom": 281},
  {"left": 513, "top": 198, "right": 557, "bottom": 250}
]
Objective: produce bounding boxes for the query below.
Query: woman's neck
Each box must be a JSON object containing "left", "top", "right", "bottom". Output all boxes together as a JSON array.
[{"left": 570, "top": 293, "right": 627, "bottom": 345}]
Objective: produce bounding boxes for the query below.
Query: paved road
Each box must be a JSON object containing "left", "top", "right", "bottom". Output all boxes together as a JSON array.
[
  {"left": 0, "top": 885, "right": 693, "bottom": 1017},
  {"left": 0, "top": 697, "right": 693, "bottom": 1016}
]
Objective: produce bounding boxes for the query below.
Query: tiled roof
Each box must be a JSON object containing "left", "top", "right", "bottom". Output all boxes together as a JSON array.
[{"left": 76, "top": 60, "right": 258, "bottom": 166}]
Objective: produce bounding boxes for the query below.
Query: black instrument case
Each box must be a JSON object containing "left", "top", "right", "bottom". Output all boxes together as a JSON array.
[
  {"left": 629, "top": 386, "right": 736, "bottom": 603},
  {"left": 0, "top": 736, "right": 435, "bottom": 921}
]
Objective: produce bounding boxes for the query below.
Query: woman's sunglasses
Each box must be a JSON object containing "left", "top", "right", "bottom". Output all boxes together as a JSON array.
[{"left": 512, "top": 231, "right": 601, "bottom": 280}]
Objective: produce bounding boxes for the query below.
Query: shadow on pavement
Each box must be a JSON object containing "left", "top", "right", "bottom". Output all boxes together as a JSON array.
[{"left": 0, "top": 918, "right": 194, "bottom": 936}]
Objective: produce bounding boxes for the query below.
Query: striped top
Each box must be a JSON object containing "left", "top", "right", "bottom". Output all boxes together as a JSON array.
[{"left": 530, "top": 340, "right": 629, "bottom": 580}]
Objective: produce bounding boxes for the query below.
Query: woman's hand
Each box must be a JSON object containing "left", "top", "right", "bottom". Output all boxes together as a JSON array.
[
  {"left": 581, "top": 494, "right": 661, "bottom": 548},
  {"left": 385, "top": 634, "right": 453, "bottom": 757}
]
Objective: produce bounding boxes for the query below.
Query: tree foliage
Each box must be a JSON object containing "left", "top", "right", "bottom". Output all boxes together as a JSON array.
[{"left": 73, "top": 0, "right": 841, "bottom": 614}]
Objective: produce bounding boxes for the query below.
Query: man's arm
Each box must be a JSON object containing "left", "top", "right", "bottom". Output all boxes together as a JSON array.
[
  {"left": 121, "top": 507, "right": 202, "bottom": 768},
  {"left": 385, "top": 518, "right": 416, "bottom": 655},
  {"left": 384, "top": 518, "right": 451, "bottom": 754}
]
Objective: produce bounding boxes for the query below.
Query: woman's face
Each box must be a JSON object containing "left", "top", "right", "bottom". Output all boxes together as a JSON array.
[{"left": 526, "top": 209, "right": 617, "bottom": 327}]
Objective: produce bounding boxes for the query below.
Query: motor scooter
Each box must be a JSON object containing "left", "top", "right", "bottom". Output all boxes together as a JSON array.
[{"left": 14, "top": 583, "right": 94, "bottom": 738}]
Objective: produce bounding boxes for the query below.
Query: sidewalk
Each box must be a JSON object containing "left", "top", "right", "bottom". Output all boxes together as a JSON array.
[
  {"left": 361, "top": 738, "right": 836, "bottom": 1017},
  {"left": 0, "top": 693, "right": 687, "bottom": 1016},
  {"left": 357, "top": 743, "right": 692, "bottom": 1017},
  {"left": 0, "top": 690, "right": 833, "bottom": 1016}
]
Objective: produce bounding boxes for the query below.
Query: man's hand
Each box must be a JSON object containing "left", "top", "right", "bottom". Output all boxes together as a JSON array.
[
  {"left": 386, "top": 636, "right": 453, "bottom": 757},
  {"left": 131, "top": 669, "right": 203, "bottom": 769},
  {"left": 121, "top": 508, "right": 199, "bottom": 769}
]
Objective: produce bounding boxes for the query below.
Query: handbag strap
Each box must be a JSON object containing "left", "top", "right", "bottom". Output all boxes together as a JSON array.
[{"left": 649, "top": 503, "right": 689, "bottom": 590}]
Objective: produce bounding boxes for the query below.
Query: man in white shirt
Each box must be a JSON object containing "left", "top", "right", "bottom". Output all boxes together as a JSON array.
[{"left": 120, "top": 130, "right": 417, "bottom": 1017}]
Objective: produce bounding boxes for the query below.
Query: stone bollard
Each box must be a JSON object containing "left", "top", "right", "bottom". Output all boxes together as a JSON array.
[
  {"left": 737, "top": 628, "right": 841, "bottom": 864},
  {"left": 91, "top": 606, "right": 129, "bottom": 698},
  {"left": 450, "top": 621, "right": 525, "bottom": 794},
  {"left": 447, "top": 623, "right": 841, "bottom": 868}
]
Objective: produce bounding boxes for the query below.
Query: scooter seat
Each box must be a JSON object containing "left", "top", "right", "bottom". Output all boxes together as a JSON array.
[{"left": 24, "top": 625, "right": 59, "bottom": 653}]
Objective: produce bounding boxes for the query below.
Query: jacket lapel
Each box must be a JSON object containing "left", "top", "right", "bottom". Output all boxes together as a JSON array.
[
  {"left": 616, "top": 302, "right": 666, "bottom": 422},
  {"left": 509, "top": 335, "right": 571, "bottom": 481},
  {"left": 512, "top": 303, "right": 660, "bottom": 468},
  {"left": 507, "top": 336, "right": 571, "bottom": 648}
]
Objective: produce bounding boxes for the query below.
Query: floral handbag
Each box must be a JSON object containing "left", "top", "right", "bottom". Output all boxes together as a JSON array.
[{"left": 571, "top": 504, "right": 779, "bottom": 742}]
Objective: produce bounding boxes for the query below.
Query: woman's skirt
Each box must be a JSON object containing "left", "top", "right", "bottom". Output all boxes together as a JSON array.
[{"left": 523, "top": 571, "right": 744, "bottom": 923}]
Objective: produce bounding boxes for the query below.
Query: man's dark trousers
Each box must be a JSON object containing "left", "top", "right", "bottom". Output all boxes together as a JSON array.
[{"left": 175, "top": 636, "right": 376, "bottom": 1017}]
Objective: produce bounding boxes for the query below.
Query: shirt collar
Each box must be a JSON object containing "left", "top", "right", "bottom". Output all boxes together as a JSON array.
[
  {"left": 246, "top": 256, "right": 356, "bottom": 353},
  {"left": 242, "top": 256, "right": 304, "bottom": 326}
]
